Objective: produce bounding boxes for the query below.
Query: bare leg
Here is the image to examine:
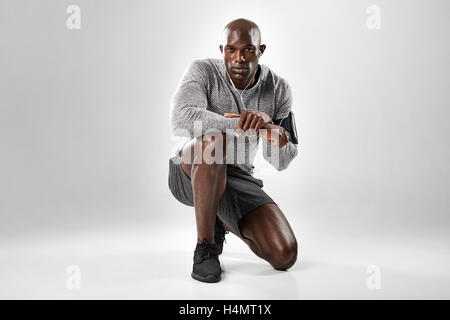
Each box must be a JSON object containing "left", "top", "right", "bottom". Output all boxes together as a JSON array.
[
  {"left": 238, "top": 203, "right": 298, "bottom": 270},
  {"left": 181, "top": 134, "right": 226, "bottom": 244}
]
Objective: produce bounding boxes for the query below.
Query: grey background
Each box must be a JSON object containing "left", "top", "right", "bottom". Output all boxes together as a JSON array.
[{"left": 1, "top": 0, "right": 449, "bottom": 299}]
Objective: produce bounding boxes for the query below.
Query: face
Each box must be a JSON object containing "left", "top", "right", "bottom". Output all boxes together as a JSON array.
[{"left": 220, "top": 28, "right": 266, "bottom": 88}]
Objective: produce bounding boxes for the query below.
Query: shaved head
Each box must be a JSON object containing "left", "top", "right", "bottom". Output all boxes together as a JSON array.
[
  {"left": 220, "top": 18, "right": 266, "bottom": 89},
  {"left": 222, "top": 18, "right": 262, "bottom": 47}
]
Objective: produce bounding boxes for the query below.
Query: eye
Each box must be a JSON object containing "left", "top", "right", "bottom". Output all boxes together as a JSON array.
[
  {"left": 245, "top": 48, "right": 255, "bottom": 53},
  {"left": 225, "top": 47, "right": 234, "bottom": 52}
]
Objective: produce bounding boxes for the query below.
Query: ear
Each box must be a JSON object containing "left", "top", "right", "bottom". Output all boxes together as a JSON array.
[
  {"left": 219, "top": 45, "right": 223, "bottom": 54},
  {"left": 258, "top": 44, "right": 266, "bottom": 57}
]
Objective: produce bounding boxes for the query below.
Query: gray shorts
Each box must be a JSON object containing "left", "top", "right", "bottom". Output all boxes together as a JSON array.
[{"left": 168, "top": 155, "right": 275, "bottom": 239}]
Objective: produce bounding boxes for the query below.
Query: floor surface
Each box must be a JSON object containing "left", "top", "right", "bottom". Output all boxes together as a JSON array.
[{"left": 1, "top": 215, "right": 449, "bottom": 299}]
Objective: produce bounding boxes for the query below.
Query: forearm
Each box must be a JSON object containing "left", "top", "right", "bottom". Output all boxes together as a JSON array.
[
  {"left": 262, "top": 139, "right": 298, "bottom": 171},
  {"left": 171, "top": 104, "right": 239, "bottom": 137}
]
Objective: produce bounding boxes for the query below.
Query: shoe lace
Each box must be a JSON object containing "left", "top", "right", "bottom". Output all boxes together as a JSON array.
[
  {"left": 195, "top": 240, "right": 219, "bottom": 263},
  {"left": 215, "top": 220, "right": 229, "bottom": 243}
]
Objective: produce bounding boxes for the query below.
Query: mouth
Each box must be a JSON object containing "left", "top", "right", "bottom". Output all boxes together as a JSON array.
[{"left": 231, "top": 67, "right": 248, "bottom": 73}]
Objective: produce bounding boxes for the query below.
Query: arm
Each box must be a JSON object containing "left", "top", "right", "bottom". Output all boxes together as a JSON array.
[
  {"left": 261, "top": 122, "right": 298, "bottom": 171},
  {"left": 171, "top": 61, "right": 239, "bottom": 137},
  {"left": 262, "top": 82, "right": 298, "bottom": 171}
]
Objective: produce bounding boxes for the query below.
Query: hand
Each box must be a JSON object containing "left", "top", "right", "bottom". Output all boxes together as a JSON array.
[
  {"left": 224, "top": 110, "right": 272, "bottom": 133},
  {"left": 258, "top": 123, "right": 289, "bottom": 148}
]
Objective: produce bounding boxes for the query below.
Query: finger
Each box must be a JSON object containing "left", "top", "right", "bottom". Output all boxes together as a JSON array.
[
  {"left": 242, "top": 113, "right": 253, "bottom": 131},
  {"left": 281, "top": 130, "right": 289, "bottom": 147},
  {"left": 224, "top": 113, "right": 241, "bottom": 118},
  {"left": 248, "top": 115, "right": 259, "bottom": 130},
  {"left": 247, "top": 115, "right": 259, "bottom": 136},
  {"left": 269, "top": 129, "right": 278, "bottom": 146},
  {"left": 236, "top": 110, "right": 248, "bottom": 130},
  {"left": 276, "top": 132, "right": 285, "bottom": 147},
  {"left": 254, "top": 117, "right": 265, "bottom": 132},
  {"left": 280, "top": 137, "right": 288, "bottom": 148}
]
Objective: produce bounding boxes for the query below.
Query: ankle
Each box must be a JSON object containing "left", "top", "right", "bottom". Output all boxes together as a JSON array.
[{"left": 197, "top": 238, "right": 215, "bottom": 245}]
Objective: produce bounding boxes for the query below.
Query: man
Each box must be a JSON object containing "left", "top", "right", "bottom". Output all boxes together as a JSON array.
[{"left": 168, "top": 18, "right": 299, "bottom": 283}]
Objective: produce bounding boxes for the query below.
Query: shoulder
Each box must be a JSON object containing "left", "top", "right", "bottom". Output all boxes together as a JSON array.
[
  {"left": 189, "top": 58, "right": 221, "bottom": 74},
  {"left": 183, "top": 58, "right": 222, "bottom": 83},
  {"left": 261, "top": 64, "right": 292, "bottom": 104},
  {"left": 261, "top": 64, "right": 292, "bottom": 100},
  {"left": 260, "top": 64, "right": 290, "bottom": 90}
]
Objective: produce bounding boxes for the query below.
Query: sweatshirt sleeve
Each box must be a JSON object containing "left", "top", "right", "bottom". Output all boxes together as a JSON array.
[
  {"left": 262, "top": 82, "right": 299, "bottom": 171},
  {"left": 170, "top": 60, "right": 239, "bottom": 138}
]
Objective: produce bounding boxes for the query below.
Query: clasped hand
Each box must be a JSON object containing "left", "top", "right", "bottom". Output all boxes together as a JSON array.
[{"left": 224, "top": 110, "right": 289, "bottom": 148}]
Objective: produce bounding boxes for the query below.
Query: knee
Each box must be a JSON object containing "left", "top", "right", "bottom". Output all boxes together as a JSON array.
[{"left": 269, "top": 240, "right": 298, "bottom": 270}]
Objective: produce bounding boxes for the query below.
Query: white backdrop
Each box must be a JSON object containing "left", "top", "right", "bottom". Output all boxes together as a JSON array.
[{"left": 1, "top": 0, "right": 449, "bottom": 299}]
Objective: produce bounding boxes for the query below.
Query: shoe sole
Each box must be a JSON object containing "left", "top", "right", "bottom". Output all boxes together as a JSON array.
[{"left": 191, "top": 271, "right": 221, "bottom": 283}]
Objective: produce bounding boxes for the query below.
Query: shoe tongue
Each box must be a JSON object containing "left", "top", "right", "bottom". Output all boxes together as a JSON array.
[
  {"left": 197, "top": 240, "right": 218, "bottom": 253},
  {"left": 194, "top": 241, "right": 219, "bottom": 263}
]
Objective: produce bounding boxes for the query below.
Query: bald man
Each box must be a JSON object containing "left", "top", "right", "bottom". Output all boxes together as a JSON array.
[{"left": 168, "top": 18, "right": 299, "bottom": 283}]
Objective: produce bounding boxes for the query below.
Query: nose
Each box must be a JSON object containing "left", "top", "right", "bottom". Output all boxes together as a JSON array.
[{"left": 233, "top": 49, "right": 246, "bottom": 64}]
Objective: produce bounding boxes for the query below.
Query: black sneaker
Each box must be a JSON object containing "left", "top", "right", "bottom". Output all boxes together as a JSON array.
[
  {"left": 214, "top": 217, "right": 229, "bottom": 255},
  {"left": 191, "top": 240, "right": 222, "bottom": 283}
]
